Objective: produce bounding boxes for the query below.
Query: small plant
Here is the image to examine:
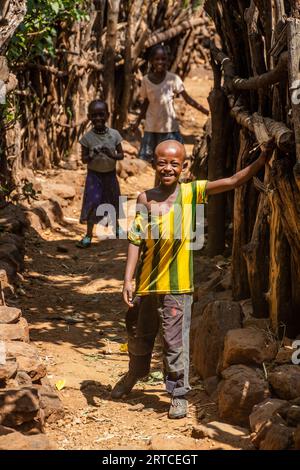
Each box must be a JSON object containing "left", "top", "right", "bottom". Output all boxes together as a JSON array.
[{"left": 20, "top": 179, "right": 41, "bottom": 202}]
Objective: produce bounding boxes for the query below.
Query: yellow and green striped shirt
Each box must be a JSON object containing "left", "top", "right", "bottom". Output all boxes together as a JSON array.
[{"left": 128, "top": 180, "right": 208, "bottom": 295}]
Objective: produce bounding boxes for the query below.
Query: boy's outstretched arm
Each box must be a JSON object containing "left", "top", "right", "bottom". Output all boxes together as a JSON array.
[
  {"left": 180, "top": 90, "right": 209, "bottom": 115},
  {"left": 123, "top": 243, "right": 140, "bottom": 307},
  {"left": 206, "top": 146, "right": 272, "bottom": 196}
]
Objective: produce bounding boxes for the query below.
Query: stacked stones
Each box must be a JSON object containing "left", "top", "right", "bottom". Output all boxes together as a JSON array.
[
  {"left": 0, "top": 305, "right": 64, "bottom": 449},
  {"left": 192, "top": 295, "right": 300, "bottom": 450},
  {"left": 0, "top": 203, "right": 63, "bottom": 449}
]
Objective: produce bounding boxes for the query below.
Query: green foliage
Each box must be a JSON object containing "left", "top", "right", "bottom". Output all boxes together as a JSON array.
[{"left": 7, "top": 0, "right": 89, "bottom": 63}]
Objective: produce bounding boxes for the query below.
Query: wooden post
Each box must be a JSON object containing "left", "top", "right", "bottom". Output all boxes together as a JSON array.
[
  {"left": 243, "top": 194, "right": 270, "bottom": 318},
  {"left": 207, "top": 52, "right": 231, "bottom": 256},
  {"left": 287, "top": 18, "right": 300, "bottom": 190},
  {"left": 103, "top": 0, "right": 120, "bottom": 126},
  {"left": 232, "top": 129, "right": 251, "bottom": 300},
  {"left": 267, "top": 185, "right": 293, "bottom": 335}
]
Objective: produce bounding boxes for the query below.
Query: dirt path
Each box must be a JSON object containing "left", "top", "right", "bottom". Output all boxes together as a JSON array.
[{"left": 8, "top": 67, "right": 252, "bottom": 450}]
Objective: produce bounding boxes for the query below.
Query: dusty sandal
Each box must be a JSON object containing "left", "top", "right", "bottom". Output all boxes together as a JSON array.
[{"left": 76, "top": 236, "right": 92, "bottom": 248}]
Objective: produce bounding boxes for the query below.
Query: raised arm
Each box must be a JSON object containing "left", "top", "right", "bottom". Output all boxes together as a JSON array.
[
  {"left": 180, "top": 89, "right": 209, "bottom": 116},
  {"left": 206, "top": 147, "right": 272, "bottom": 196}
]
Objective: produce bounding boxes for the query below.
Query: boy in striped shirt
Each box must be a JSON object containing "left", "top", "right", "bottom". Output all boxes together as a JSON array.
[{"left": 112, "top": 139, "right": 272, "bottom": 419}]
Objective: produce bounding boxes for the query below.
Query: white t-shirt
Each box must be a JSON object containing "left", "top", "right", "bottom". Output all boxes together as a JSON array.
[{"left": 140, "top": 72, "right": 185, "bottom": 133}]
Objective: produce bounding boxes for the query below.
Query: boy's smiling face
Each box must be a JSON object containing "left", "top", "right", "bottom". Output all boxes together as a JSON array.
[
  {"left": 88, "top": 101, "right": 109, "bottom": 131},
  {"left": 154, "top": 141, "right": 187, "bottom": 187}
]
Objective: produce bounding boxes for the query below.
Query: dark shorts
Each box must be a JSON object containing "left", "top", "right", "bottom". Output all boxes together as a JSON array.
[
  {"left": 126, "top": 293, "right": 192, "bottom": 397},
  {"left": 139, "top": 131, "right": 184, "bottom": 162}
]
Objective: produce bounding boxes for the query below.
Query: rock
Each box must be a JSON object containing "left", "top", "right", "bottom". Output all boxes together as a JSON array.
[
  {"left": 220, "top": 270, "right": 232, "bottom": 290},
  {"left": 0, "top": 306, "right": 21, "bottom": 324},
  {"left": 291, "top": 397, "right": 300, "bottom": 406},
  {"left": 251, "top": 415, "right": 287, "bottom": 448},
  {"left": 0, "top": 204, "right": 28, "bottom": 235},
  {"left": 5, "top": 341, "right": 46, "bottom": 382},
  {"left": 0, "top": 261, "right": 16, "bottom": 283},
  {"left": 221, "top": 328, "right": 277, "bottom": 370},
  {"left": 275, "top": 346, "right": 295, "bottom": 364},
  {"left": 287, "top": 405, "right": 300, "bottom": 426},
  {"left": 0, "top": 357, "right": 18, "bottom": 382},
  {"left": 43, "top": 183, "right": 75, "bottom": 200},
  {"left": 203, "top": 376, "right": 219, "bottom": 398},
  {"left": 294, "top": 426, "right": 300, "bottom": 450},
  {"left": 149, "top": 435, "right": 198, "bottom": 450},
  {"left": 36, "top": 385, "right": 65, "bottom": 424},
  {"left": 218, "top": 365, "right": 270, "bottom": 427},
  {"left": 0, "top": 430, "right": 56, "bottom": 450},
  {"left": 0, "top": 425, "right": 15, "bottom": 436},
  {"left": 0, "top": 318, "right": 29, "bottom": 342},
  {"left": 197, "top": 272, "right": 223, "bottom": 298},
  {"left": 259, "top": 423, "right": 292, "bottom": 450},
  {"left": 192, "top": 421, "right": 254, "bottom": 449},
  {"left": 240, "top": 299, "right": 270, "bottom": 330},
  {"left": 190, "top": 293, "right": 214, "bottom": 346},
  {"left": 0, "top": 387, "right": 40, "bottom": 427},
  {"left": 0, "top": 244, "right": 23, "bottom": 271},
  {"left": 56, "top": 244, "right": 69, "bottom": 253},
  {"left": 15, "top": 371, "right": 33, "bottom": 387},
  {"left": 249, "top": 398, "right": 289, "bottom": 433},
  {"left": 29, "top": 199, "right": 64, "bottom": 229},
  {"left": 242, "top": 317, "right": 271, "bottom": 330},
  {"left": 193, "top": 301, "right": 242, "bottom": 379},
  {"left": 268, "top": 365, "right": 300, "bottom": 400}
]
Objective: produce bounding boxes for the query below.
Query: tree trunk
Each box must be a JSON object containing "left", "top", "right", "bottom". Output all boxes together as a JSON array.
[
  {"left": 207, "top": 80, "right": 231, "bottom": 256},
  {"left": 232, "top": 129, "right": 252, "bottom": 300},
  {"left": 103, "top": 0, "right": 120, "bottom": 125},
  {"left": 287, "top": 18, "right": 300, "bottom": 189}
]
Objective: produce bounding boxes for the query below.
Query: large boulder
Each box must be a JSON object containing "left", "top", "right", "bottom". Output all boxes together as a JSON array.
[
  {"left": 193, "top": 301, "right": 242, "bottom": 379},
  {"left": 259, "top": 423, "right": 293, "bottom": 450},
  {"left": 275, "top": 346, "right": 295, "bottom": 365},
  {"left": 294, "top": 426, "right": 300, "bottom": 450},
  {"left": 0, "top": 318, "right": 29, "bottom": 342},
  {"left": 0, "top": 387, "right": 40, "bottom": 427},
  {"left": 218, "top": 365, "right": 270, "bottom": 426},
  {"left": 221, "top": 328, "right": 277, "bottom": 370},
  {"left": 249, "top": 398, "right": 289, "bottom": 433},
  {"left": 268, "top": 365, "right": 300, "bottom": 400},
  {"left": 286, "top": 405, "right": 300, "bottom": 426},
  {"left": 5, "top": 341, "right": 46, "bottom": 382},
  {"left": 0, "top": 306, "right": 21, "bottom": 324}
]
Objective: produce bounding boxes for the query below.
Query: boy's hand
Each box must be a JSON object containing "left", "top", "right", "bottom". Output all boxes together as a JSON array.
[
  {"left": 101, "top": 146, "right": 115, "bottom": 159},
  {"left": 91, "top": 144, "right": 103, "bottom": 158},
  {"left": 123, "top": 280, "right": 134, "bottom": 307}
]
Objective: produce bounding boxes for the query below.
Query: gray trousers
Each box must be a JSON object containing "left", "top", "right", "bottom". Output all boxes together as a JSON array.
[{"left": 126, "top": 293, "right": 192, "bottom": 397}]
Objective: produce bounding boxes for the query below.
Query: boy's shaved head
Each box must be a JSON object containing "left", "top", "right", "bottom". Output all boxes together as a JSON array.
[{"left": 154, "top": 140, "right": 186, "bottom": 161}]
